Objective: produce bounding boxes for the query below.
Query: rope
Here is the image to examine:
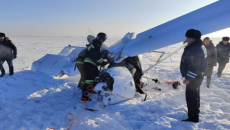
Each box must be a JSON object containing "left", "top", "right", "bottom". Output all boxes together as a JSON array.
[{"left": 49, "top": 85, "right": 94, "bottom": 130}]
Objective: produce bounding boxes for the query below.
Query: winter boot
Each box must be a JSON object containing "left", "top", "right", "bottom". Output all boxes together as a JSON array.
[
  {"left": 0, "top": 73, "right": 4, "bottom": 77},
  {"left": 81, "top": 85, "right": 93, "bottom": 102},
  {"left": 182, "top": 118, "right": 199, "bottom": 123},
  {"left": 0, "top": 68, "right": 5, "bottom": 77},
  {"left": 136, "top": 88, "right": 145, "bottom": 94},
  {"left": 81, "top": 90, "right": 91, "bottom": 102},
  {"left": 9, "top": 66, "right": 14, "bottom": 76},
  {"left": 136, "top": 84, "right": 145, "bottom": 94},
  {"left": 217, "top": 72, "right": 222, "bottom": 78}
]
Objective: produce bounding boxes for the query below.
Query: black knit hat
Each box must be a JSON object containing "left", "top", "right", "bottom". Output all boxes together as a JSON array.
[
  {"left": 222, "top": 37, "right": 229, "bottom": 41},
  {"left": 97, "top": 32, "right": 107, "bottom": 41},
  {"left": 185, "top": 29, "right": 201, "bottom": 40},
  {"left": 0, "top": 32, "right": 5, "bottom": 37}
]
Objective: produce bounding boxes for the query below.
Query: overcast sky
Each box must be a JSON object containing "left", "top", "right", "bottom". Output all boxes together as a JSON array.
[{"left": 0, "top": 0, "right": 229, "bottom": 38}]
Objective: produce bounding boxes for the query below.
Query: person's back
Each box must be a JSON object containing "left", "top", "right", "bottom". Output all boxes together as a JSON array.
[
  {"left": 0, "top": 38, "right": 17, "bottom": 60},
  {"left": 0, "top": 44, "right": 13, "bottom": 60},
  {"left": 0, "top": 33, "right": 17, "bottom": 77},
  {"left": 84, "top": 39, "right": 107, "bottom": 67},
  {"left": 75, "top": 35, "right": 98, "bottom": 89}
]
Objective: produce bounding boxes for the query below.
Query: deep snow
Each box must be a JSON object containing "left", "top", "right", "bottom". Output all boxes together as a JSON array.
[{"left": 0, "top": 37, "right": 230, "bottom": 130}]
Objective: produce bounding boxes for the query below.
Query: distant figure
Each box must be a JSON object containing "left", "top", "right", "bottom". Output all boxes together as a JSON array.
[
  {"left": 81, "top": 32, "right": 110, "bottom": 101},
  {"left": 216, "top": 37, "right": 230, "bottom": 77},
  {"left": 203, "top": 37, "right": 217, "bottom": 88},
  {"left": 180, "top": 29, "right": 207, "bottom": 123},
  {"left": 0, "top": 33, "right": 17, "bottom": 77}
]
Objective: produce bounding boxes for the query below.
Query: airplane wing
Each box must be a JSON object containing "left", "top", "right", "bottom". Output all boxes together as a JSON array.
[
  {"left": 110, "top": 0, "right": 230, "bottom": 63},
  {"left": 32, "top": 46, "right": 85, "bottom": 76}
]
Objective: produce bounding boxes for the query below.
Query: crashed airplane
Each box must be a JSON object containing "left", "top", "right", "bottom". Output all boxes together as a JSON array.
[{"left": 32, "top": 0, "right": 230, "bottom": 106}]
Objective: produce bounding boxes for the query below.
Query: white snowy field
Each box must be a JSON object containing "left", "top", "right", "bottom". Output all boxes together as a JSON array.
[{"left": 0, "top": 37, "right": 230, "bottom": 130}]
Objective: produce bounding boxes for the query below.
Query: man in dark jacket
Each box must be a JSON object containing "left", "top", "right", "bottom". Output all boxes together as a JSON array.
[
  {"left": 0, "top": 33, "right": 17, "bottom": 77},
  {"left": 203, "top": 37, "right": 217, "bottom": 88},
  {"left": 180, "top": 29, "right": 206, "bottom": 123},
  {"left": 82, "top": 32, "right": 110, "bottom": 101},
  {"left": 216, "top": 37, "right": 230, "bottom": 77}
]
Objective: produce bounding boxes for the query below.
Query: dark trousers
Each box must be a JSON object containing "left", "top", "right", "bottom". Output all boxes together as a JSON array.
[
  {"left": 218, "top": 63, "right": 227, "bottom": 75},
  {"left": 82, "top": 62, "right": 99, "bottom": 99},
  {"left": 0, "top": 58, "right": 14, "bottom": 75},
  {"left": 204, "top": 64, "right": 214, "bottom": 88},
  {"left": 206, "top": 76, "right": 211, "bottom": 88},
  {"left": 134, "top": 71, "right": 144, "bottom": 94},
  {"left": 186, "top": 74, "right": 204, "bottom": 119},
  {"left": 76, "top": 61, "right": 85, "bottom": 89}
]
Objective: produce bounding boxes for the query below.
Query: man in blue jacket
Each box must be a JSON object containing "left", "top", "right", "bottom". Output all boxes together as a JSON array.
[{"left": 180, "top": 29, "right": 207, "bottom": 123}]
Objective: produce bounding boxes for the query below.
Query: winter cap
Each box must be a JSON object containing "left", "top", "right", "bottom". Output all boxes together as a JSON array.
[
  {"left": 0, "top": 32, "right": 5, "bottom": 37},
  {"left": 185, "top": 29, "right": 201, "bottom": 40},
  {"left": 222, "top": 37, "right": 229, "bottom": 41},
  {"left": 97, "top": 32, "right": 107, "bottom": 41}
]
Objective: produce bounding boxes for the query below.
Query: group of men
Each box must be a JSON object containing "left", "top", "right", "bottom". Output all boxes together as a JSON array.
[
  {"left": 203, "top": 36, "right": 230, "bottom": 87},
  {"left": 75, "top": 30, "right": 230, "bottom": 123},
  {"left": 0, "top": 33, "right": 17, "bottom": 77},
  {"left": 74, "top": 30, "right": 229, "bottom": 123},
  {"left": 180, "top": 29, "right": 230, "bottom": 123}
]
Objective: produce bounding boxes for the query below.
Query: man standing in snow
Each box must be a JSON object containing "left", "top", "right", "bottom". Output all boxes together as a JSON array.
[
  {"left": 216, "top": 37, "right": 230, "bottom": 78},
  {"left": 0, "top": 33, "right": 17, "bottom": 77},
  {"left": 203, "top": 37, "right": 217, "bottom": 88},
  {"left": 180, "top": 29, "right": 206, "bottom": 123}
]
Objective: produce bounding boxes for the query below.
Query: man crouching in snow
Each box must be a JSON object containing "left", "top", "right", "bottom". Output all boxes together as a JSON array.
[
  {"left": 180, "top": 29, "right": 207, "bottom": 123},
  {"left": 81, "top": 33, "right": 110, "bottom": 101},
  {"left": 0, "top": 33, "right": 17, "bottom": 77}
]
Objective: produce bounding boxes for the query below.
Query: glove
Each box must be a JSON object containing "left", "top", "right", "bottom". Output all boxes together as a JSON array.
[
  {"left": 14, "top": 55, "right": 17, "bottom": 59},
  {"left": 105, "top": 60, "right": 110, "bottom": 65},
  {"left": 101, "top": 50, "right": 109, "bottom": 58}
]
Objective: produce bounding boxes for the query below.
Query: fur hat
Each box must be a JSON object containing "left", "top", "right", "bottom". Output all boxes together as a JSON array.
[
  {"left": 222, "top": 37, "right": 229, "bottom": 41},
  {"left": 185, "top": 29, "right": 201, "bottom": 40},
  {"left": 0, "top": 32, "right": 5, "bottom": 37}
]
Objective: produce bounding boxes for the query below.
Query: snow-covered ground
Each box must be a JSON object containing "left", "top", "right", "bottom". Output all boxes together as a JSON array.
[{"left": 0, "top": 37, "right": 230, "bottom": 130}]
